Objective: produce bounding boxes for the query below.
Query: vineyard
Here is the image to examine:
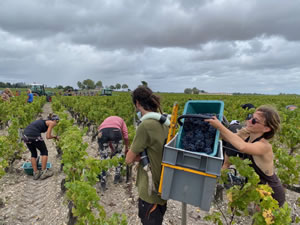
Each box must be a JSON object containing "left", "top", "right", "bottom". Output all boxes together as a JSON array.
[{"left": 0, "top": 92, "right": 299, "bottom": 225}]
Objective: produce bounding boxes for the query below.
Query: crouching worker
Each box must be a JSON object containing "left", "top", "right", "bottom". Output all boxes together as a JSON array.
[
  {"left": 126, "top": 86, "right": 170, "bottom": 225},
  {"left": 97, "top": 116, "right": 129, "bottom": 190},
  {"left": 23, "top": 114, "right": 59, "bottom": 180}
]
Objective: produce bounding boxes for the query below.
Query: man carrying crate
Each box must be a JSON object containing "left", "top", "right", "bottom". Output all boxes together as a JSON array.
[{"left": 126, "top": 86, "right": 169, "bottom": 225}]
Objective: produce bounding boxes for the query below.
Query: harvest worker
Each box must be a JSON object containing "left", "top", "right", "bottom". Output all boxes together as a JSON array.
[
  {"left": 23, "top": 114, "right": 59, "bottom": 180},
  {"left": 27, "top": 89, "right": 34, "bottom": 103},
  {"left": 126, "top": 86, "right": 169, "bottom": 225},
  {"left": 5, "top": 88, "right": 14, "bottom": 97},
  {"left": 205, "top": 105, "right": 285, "bottom": 207},
  {"left": 1, "top": 88, "right": 14, "bottom": 102},
  {"left": 286, "top": 105, "right": 297, "bottom": 111},
  {"left": 97, "top": 116, "right": 129, "bottom": 190},
  {"left": 241, "top": 103, "right": 255, "bottom": 110},
  {"left": 1, "top": 90, "right": 10, "bottom": 102},
  {"left": 222, "top": 102, "right": 257, "bottom": 169}
]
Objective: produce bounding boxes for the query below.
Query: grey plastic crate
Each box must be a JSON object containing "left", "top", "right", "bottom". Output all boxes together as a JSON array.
[
  {"left": 163, "top": 134, "right": 223, "bottom": 176},
  {"left": 161, "top": 166, "right": 217, "bottom": 211},
  {"left": 160, "top": 140, "right": 223, "bottom": 211}
]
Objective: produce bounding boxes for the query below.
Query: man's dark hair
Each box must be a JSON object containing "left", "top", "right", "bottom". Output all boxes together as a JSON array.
[{"left": 132, "top": 86, "right": 162, "bottom": 113}]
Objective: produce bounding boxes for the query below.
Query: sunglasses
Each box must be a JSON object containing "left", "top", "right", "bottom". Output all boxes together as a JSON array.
[{"left": 247, "top": 114, "right": 264, "bottom": 125}]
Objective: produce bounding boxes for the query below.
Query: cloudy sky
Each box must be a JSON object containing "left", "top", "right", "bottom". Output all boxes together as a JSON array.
[{"left": 0, "top": 0, "right": 299, "bottom": 94}]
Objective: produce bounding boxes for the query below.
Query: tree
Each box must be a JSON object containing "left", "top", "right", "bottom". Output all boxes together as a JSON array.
[
  {"left": 56, "top": 85, "right": 64, "bottom": 89},
  {"left": 192, "top": 87, "right": 200, "bottom": 94},
  {"left": 115, "top": 83, "right": 121, "bottom": 90},
  {"left": 15, "top": 82, "right": 26, "bottom": 88},
  {"left": 82, "top": 79, "right": 95, "bottom": 89},
  {"left": 141, "top": 81, "right": 148, "bottom": 87},
  {"left": 96, "top": 80, "right": 103, "bottom": 89},
  {"left": 63, "top": 86, "right": 74, "bottom": 92},
  {"left": 122, "top": 84, "right": 128, "bottom": 89},
  {"left": 77, "top": 81, "right": 84, "bottom": 89},
  {"left": 184, "top": 88, "right": 192, "bottom": 94},
  {"left": 109, "top": 85, "right": 115, "bottom": 89}
]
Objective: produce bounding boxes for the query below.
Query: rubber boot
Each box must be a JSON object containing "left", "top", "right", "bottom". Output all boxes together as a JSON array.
[
  {"left": 100, "top": 171, "right": 107, "bottom": 190},
  {"left": 114, "top": 166, "right": 122, "bottom": 184}
]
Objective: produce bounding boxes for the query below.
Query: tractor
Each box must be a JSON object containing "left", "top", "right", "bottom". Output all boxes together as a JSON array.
[
  {"left": 100, "top": 88, "right": 113, "bottom": 96},
  {"left": 30, "top": 84, "right": 54, "bottom": 102}
]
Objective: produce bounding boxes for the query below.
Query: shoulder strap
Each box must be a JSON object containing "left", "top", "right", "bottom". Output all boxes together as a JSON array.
[
  {"left": 140, "top": 112, "right": 170, "bottom": 126},
  {"left": 245, "top": 135, "right": 264, "bottom": 143}
]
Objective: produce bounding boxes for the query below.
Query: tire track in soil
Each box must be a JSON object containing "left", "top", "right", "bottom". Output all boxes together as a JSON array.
[
  {"left": 0, "top": 103, "right": 68, "bottom": 225},
  {"left": 15, "top": 178, "right": 52, "bottom": 223}
]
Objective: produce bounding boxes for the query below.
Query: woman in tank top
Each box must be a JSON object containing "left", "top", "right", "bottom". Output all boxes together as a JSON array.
[
  {"left": 23, "top": 114, "right": 60, "bottom": 180},
  {"left": 206, "top": 105, "right": 285, "bottom": 207}
]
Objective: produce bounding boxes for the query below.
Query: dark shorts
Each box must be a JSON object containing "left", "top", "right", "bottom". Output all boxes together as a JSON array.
[
  {"left": 97, "top": 128, "right": 122, "bottom": 150},
  {"left": 26, "top": 141, "right": 48, "bottom": 158},
  {"left": 271, "top": 184, "right": 286, "bottom": 207},
  {"left": 138, "top": 198, "right": 167, "bottom": 225}
]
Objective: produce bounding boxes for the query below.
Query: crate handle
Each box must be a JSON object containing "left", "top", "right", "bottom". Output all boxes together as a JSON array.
[
  {"left": 183, "top": 152, "right": 202, "bottom": 160},
  {"left": 177, "top": 114, "right": 213, "bottom": 126}
]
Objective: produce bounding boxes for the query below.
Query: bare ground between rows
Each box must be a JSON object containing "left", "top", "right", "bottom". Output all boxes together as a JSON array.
[
  {"left": 0, "top": 103, "right": 299, "bottom": 225},
  {"left": 0, "top": 103, "right": 68, "bottom": 225}
]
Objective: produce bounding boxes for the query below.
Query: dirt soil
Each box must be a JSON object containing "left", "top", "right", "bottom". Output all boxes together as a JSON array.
[{"left": 0, "top": 103, "right": 299, "bottom": 225}]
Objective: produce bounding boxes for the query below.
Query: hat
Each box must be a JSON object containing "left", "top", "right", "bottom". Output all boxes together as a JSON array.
[
  {"left": 241, "top": 103, "right": 255, "bottom": 110},
  {"left": 48, "top": 114, "right": 60, "bottom": 121}
]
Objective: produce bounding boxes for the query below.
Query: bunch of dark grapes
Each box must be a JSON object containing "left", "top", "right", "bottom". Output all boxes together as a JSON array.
[{"left": 181, "top": 113, "right": 217, "bottom": 154}]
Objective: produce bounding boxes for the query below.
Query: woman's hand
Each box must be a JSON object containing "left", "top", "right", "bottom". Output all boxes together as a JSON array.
[{"left": 205, "top": 116, "right": 223, "bottom": 129}]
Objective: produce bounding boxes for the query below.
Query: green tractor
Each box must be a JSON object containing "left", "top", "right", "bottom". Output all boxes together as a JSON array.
[
  {"left": 30, "top": 84, "right": 54, "bottom": 102},
  {"left": 100, "top": 88, "right": 113, "bottom": 96}
]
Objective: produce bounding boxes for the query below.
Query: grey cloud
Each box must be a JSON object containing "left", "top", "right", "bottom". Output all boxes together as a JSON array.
[
  {"left": 0, "top": 0, "right": 299, "bottom": 94},
  {"left": 1, "top": 0, "right": 300, "bottom": 50}
]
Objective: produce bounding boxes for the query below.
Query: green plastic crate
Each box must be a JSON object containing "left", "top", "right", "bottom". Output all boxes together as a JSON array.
[
  {"left": 22, "top": 162, "right": 52, "bottom": 175},
  {"left": 176, "top": 100, "right": 224, "bottom": 156}
]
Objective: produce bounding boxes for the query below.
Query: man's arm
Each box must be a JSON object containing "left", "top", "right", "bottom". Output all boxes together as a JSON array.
[
  {"left": 125, "top": 150, "right": 141, "bottom": 164},
  {"left": 124, "top": 138, "right": 129, "bottom": 155}
]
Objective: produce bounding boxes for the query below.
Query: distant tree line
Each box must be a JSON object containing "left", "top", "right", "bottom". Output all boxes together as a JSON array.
[
  {"left": 0, "top": 82, "right": 28, "bottom": 88},
  {"left": 232, "top": 92, "right": 264, "bottom": 95},
  {"left": 76, "top": 79, "right": 129, "bottom": 91},
  {"left": 184, "top": 87, "right": 206, "bottom": 94}
]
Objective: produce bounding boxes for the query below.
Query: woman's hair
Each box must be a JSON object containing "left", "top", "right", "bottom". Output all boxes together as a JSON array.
[
  {"left": 132, "top": 86, "right": 162, "bottom": 113},
  {"left": 256, "top": 105, "right": 280, "bottom": 139},
  {"left": 27, "top": 89, "right": 32, "bottom": 93},
  {"left": 5, "top": 88, "right": 14, "bottom": 97}
]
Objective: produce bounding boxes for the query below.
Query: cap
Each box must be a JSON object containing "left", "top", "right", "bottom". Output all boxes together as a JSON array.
[
  {"left": 49, "top": 114, "right": 60, "bottom": 121},
  {"left": 241, "top": 103, "right": 255, "bottom": 110}
]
